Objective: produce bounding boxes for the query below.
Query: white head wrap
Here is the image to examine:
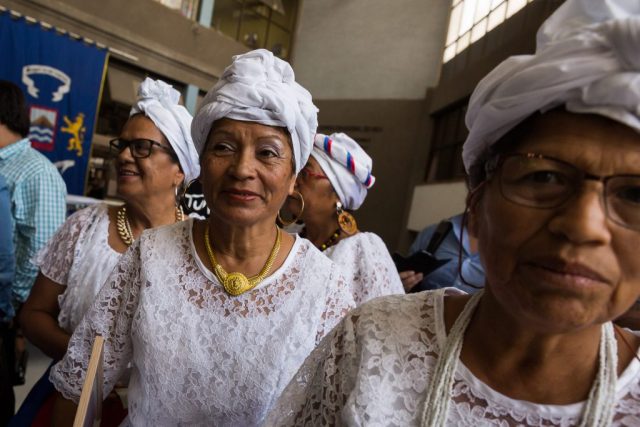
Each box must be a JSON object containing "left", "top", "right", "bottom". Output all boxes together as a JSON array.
[
  {"left": 191, "top": 49, "right": 318, "bottom": 174},
  {"left": 463, "top": 0, "right": 640, "bottom": 173},
  {"left": 311, "top": 133, "right": 375, "bottom": 210},
  {"left": 130, "top": 78, "right": 200, "bottom": 182}
]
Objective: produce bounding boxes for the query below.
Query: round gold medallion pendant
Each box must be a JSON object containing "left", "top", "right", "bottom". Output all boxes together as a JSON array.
[
  {"left": 338, "top": 211, "right": 358, "bottom": 235},
  {"left": 223, "top": 272, "right": 252, "bottom": 296}
]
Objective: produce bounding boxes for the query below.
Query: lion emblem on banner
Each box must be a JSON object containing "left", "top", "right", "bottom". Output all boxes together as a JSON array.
[{"left": 61, "top": 113, "right": 86, "bottom": 157}]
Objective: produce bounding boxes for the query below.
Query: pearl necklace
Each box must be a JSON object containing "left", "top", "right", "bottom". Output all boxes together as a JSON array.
[
  {"left": 116, "top": 205, "right": 184, "bottom": 246},
  {"left": 420, "top": 290, "right": 618, "bottom": 427},
  {"left": 204, "top": 222, "right": 282, "bottom": 296}
]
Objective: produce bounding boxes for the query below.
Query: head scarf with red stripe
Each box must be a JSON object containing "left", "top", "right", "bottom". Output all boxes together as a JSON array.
[{"left": 310, "top": 133, "right": 375, "bottom": 210}]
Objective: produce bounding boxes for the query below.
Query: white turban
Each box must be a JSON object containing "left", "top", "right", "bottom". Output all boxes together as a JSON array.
[
  {"left": 463, "top": 0, "right": 640, "bottom": 173},
  {"left": 311, "top": 133, "right": 375, "bottom": 210},
  {"left": 191, "top": 49, "right": 318, "bottom": 173},
  {"left": 130, "top": 78, "right": 200, "bottom": 182}
]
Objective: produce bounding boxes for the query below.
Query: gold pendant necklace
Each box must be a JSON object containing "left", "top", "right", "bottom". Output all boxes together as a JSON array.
[
  {"left": 116, "top": 205, "right": 184, "bottom": 246},
  {"left": 204, "top": 222, "right": 282, "bottom": 296}
]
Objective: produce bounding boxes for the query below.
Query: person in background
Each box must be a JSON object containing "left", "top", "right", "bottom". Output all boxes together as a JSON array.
[
  {"left": 400, "top": 213, "right": 485, "bottom": 293},
  {"left": 50, "top": 49, "right": 355, "bottom": 426},
  {"left": 0, "top": 173, "right": 16, "bottom": 424},
  {"left": 12, "top": 77, "right": 198, "bottom": 425},
  {"left": 286, "top": 132, "right": 403, "bottom": 305},
  {"left": 267, "top": 1, "right": 640, "bottom": 424},
  {"left": 0, "top": 80, "right": 66, "bottom": 420}
]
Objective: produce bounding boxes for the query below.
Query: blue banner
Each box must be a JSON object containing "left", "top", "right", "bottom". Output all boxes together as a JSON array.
[{"left": 0, "top": 11, "right": 107, "bottom": 195}]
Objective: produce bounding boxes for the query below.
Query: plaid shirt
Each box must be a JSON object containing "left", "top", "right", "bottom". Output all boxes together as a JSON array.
[{"left": 0, "top": 138, "right": 67, "bottom": 304}]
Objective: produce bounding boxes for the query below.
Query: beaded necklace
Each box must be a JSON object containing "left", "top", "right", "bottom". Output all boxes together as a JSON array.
[
  {"left": 420, "top": 290, "right": 618, "bottom": 427},
  {"left": 302, "top": 228, "right": 342, "bottom": 252}
]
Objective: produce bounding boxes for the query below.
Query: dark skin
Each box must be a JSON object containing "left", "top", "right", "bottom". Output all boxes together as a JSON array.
[
  {"left": 445, "top": 110, "right": 640, "bottom": 405},
  {"left": 291, "top": 156, "right": 353, "bottom": 249}
]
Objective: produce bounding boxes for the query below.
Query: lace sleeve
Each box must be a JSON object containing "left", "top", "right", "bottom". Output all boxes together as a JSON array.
[
  {"left": 314, "top": 267, "right": 356, "bottom": 344},
  {"left": 267, "top": 313, "right": 359, "bottom": 426},
  {"left": 34, "top": 205, "right": 99, "bottom": 285},
  {"left": 351, "top": 233, "right": 405, "bottom": 305},
  {"left": 49, "top": 240, "right": 142, "bottom": 403}
]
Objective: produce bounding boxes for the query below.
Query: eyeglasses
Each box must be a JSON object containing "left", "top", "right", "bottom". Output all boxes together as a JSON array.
[
  {"left": 109, "top": 138, "right": 177, "bottom": 161},
  {"left": 299, "top": 166, "right": 329, "bottom": 181},
  {"left": 488, "top": 152, "right": 640, "bottom": 230}
]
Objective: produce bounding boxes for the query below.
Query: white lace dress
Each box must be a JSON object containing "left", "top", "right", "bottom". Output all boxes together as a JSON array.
[
  {"left": 34, "top": 203, "right": 121, "bottom": 333},
  {"left": 50, "top": 219, "right": 356, "bottom": 426},
  {"left": 323, "top": 232, "right": 404, "bottom": 305},
  {"left": 267, "top": 288, "right": 640, "bottom": 426}
]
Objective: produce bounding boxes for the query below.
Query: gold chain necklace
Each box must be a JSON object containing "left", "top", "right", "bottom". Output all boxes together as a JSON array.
[
  {"left": 204, "top": 222, "right": 282, "bottom": 296},
  {"left": 116, "top": 205, "right": 184, "bottom": 246}
]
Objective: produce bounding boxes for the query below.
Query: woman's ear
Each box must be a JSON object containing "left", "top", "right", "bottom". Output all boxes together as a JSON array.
[
  {"left": 174, "top": 168, "right": 186, "bottom": 188},
  {"left": 287, "top": 174, "right": 296, "bottom": 195}
]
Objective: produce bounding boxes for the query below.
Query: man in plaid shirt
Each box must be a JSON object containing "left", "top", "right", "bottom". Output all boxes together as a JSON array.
[{"left": 0, "top": 80, "right": 66, "bottom": 417}]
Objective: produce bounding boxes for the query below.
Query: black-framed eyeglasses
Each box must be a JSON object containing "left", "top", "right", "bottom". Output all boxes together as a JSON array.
[
  {"left": 109, "top": 138, "right": 177, "bottom": 161},
  {"left": 487, "top": 152, "right": 640, "bottom": 231}
]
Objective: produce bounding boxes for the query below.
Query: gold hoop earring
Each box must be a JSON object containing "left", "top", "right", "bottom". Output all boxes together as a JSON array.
[
  {"left": 336, "top": 201, "right": 358, "bottom": 235},
  {"left": 278, "top": 190, "right": 305, "bottom": 227}
]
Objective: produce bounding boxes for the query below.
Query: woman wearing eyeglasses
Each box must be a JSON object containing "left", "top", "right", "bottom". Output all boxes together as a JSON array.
[
  {"left": 286, "top": 132, "right": 403, "bottom": 305},
  {"left": 14, "top": 78, "right": 198, "bottom": 424},
  {"left": 268, "top": 1, "right": 640, "bottom": 425}
]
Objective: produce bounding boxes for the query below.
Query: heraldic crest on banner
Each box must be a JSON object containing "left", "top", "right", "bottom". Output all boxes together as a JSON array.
[{"left": 0, "top": 9, "right": 108, "bottom": 195}]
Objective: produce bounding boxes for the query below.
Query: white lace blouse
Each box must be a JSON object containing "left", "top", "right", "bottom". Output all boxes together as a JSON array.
[
  {"left": 34, "top": 203, "right": 120, "bottom": 333},
  {"left": 323, "top": 232, "right": 404, "bottom": 305},
  {"left": 50, "top": 219, "right": 356, "bottom": 426},
  {"left": 267, "top": 288, "right": 640, "bottom": 426}
]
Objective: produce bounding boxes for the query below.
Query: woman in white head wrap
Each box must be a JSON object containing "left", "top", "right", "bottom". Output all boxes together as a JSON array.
[
  {"left": 283, "top": 132, "right": 403, "bottom": 305},
  {"left": 49, "top": 49, "right": 355, "bottom": 426},
  {"left": 17, "top": 77, "right": 197, "bottom": 422},
  {"left": 267, "top": 1, "right": 640, "bottom": 425}
]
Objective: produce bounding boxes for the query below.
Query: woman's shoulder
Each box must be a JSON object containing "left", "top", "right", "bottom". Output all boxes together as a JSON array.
[
  {"left": 293, "top": 235, "right": 336, "bottom": 269},
  {"left": 344, "top": 290, "right": 448, "bottom": 333},
  {"left": 67, "top": 203, "right": 109, "bottom": 226},
  {"left": 332, "top": 231, "right": 389, "bottom": 255},
  {"left": 140, "top": 217, "right": 193, "bottom": 241},
  {"left": 45, "top": 203, "right": 109, "bottom": 245}
]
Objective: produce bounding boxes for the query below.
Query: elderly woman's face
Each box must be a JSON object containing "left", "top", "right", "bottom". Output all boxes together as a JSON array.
[
  {"left": 200, "top": 118, "right": 295, "bottom": 226},
  {"left": 115, "top": 114, "right": 183, "bottom": 202},
  {"left": 470, "top": 110, "right": 640, "bottom": 332}
]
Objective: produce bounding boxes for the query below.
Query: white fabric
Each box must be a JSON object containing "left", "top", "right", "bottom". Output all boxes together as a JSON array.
[
  {"left": 191, "top": 49, "right": 318, "bottom": 173},
  {"left": 267, "top": 288, "right": 640, "bottom": 426},
  {"left": 34, "top": 204, "right": 121, "bottom": 333},
  {"left": 463, "top": 0, "right": 640, "bottom": 172},
  {"left": 323, "top": 232, "right": 404, "bottom": 305},
  {"left": 50, "top": 220, "right": 355, "bottom": 426},
  {"left": 311, "top": 133, "right": 375, "bottom": 210},
  {"left": 130, "top": 78, "right": 200, "bottom": 182}
]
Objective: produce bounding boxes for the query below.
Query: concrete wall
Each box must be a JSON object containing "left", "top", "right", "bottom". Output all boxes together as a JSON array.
[
  {"left": 314, "top": 99, "right": 431, "bottom": 251},
  {"left": 292, "top": 0, "right": 451, "bottom": 252},
  {"left": 407, "top": 182, "right": 467, "bottom": 231},
  {"left": 292, "top": 0, "right": 451, "bottom": 100},
  {"left": 404, "top": 0, "right": 564, "bottom": 243},
  {"left": 3, "top": 0, "right": 249, "bottom": 89}
]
